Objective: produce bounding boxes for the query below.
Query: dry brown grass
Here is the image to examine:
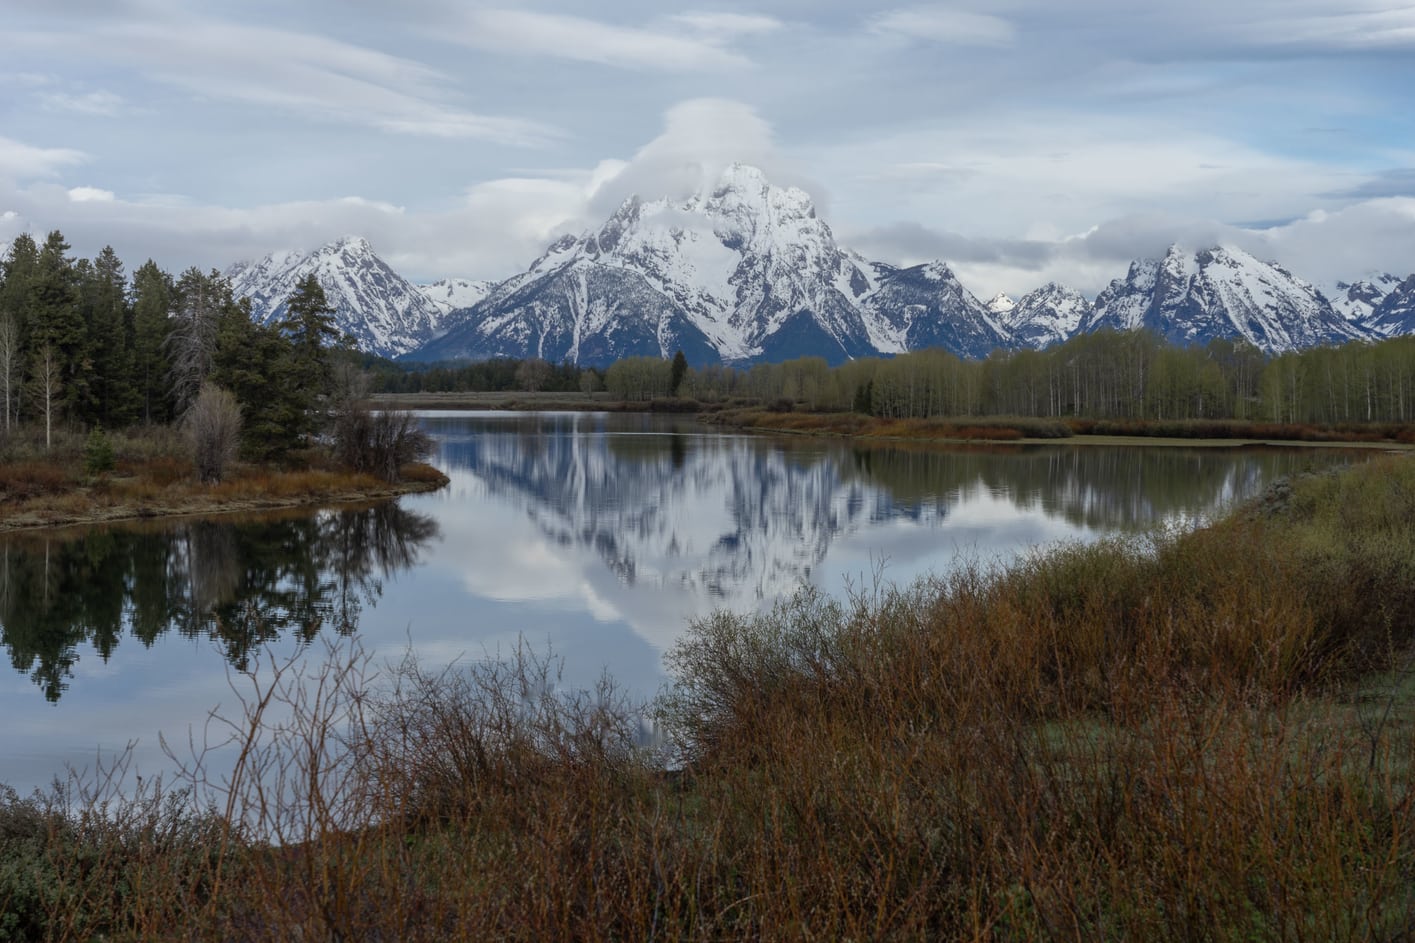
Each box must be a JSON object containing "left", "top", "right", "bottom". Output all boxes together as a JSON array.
[
  {"left": 5, "top": 457, "right": 1415, "bottom": 939},
  {"left": 2, "top": 422, "right": 448, "bottom": 532}
]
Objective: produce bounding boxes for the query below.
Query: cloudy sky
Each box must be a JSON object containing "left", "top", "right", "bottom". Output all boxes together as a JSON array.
[{"left": 3, "top": 0, "right": 1414, "bottom": 297}]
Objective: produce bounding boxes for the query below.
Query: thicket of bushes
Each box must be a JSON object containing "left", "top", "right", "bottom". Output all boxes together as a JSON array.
[{"left": 4, "top": 456, "right": 1415, "bottom": 939}]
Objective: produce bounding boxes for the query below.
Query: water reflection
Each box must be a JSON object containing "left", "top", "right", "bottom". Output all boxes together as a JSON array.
[
  {"left": 423, "top": 412, "right": 1354, "bottom": 620},
  {"left": 0, "top": 413, "right": 1370, "bottom": 795},
  {"left": 0, "top": 504, "right": 440, "bottom": 701}
]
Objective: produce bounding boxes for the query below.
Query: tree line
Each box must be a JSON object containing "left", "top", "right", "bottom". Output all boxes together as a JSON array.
[
  {"left": 657, "top": 332, "right": 1414, "bottom": 425},
  {"left": 0, "top": 231, "right": 343, "bottom": 458}
]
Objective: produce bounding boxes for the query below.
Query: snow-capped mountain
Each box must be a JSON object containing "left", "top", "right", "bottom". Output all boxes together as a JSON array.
[
  {"left": 1001, "top": 283, "right": 1093, "bottom": 350},
  {"left": 986, "top": 293, "right": 1016, "bottom": 316},
  {"left": 1324, "top": 273, "right": 1403, "bottom": 324},
  {"left": 1364, "top": 274, "right": 1415, "bottom": 338},
  {"left": 225, "top": 237, "right": 452, "bottom": 358},
  {"left": 1082, "top": 245, "right": 1363, "bottom": 354},
  {"left": 860, "top": 262, "right": 1010, "bottom": 359},
  {"left": 417, "top": 278, "right": 496, "bottom": 315},
  {"left": 411, "top": 163, "right": 993, "bottom": 366}
]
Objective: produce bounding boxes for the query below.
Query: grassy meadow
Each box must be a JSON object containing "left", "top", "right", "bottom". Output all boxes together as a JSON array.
[{"left": 3, "top": 454, "right": 1415, "bottom": 940}]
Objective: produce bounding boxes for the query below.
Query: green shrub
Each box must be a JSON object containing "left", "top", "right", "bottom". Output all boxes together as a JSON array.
[{"left": 83, "top": 427, "right": 116, "bottom": 476}]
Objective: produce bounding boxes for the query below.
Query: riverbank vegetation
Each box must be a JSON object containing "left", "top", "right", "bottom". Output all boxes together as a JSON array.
[
  {"left": 376, "top": 334, "right": 1415, "bottom": 428},
  {"left": 3, "top": 453, "right": 1413, "bottom": 939},
  {"left": 1, "top": 232, "right": 440, "bottom": 529}
]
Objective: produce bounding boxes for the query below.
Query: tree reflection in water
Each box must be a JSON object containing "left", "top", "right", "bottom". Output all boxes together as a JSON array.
[{"left": 0, "top": 503, "right": 440, "bottom": 701}]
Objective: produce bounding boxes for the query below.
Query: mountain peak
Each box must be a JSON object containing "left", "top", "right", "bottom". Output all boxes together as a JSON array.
[
  {"left": 226, "top": 238, "right": 451, "bottom": 357},
  {"left": 331, "top": 235, "right": 374, "bottom": 254},
  {"left": 1086, "top": 243, "right": 1361, "bottom": 352}
]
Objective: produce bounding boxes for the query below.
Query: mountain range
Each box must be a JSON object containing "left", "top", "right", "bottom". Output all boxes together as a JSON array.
[{"left": 224, "top": 164, "right": 1415, "bottom": 365}]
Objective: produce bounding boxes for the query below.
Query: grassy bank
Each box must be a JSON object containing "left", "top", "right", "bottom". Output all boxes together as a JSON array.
[
  {"left": 4, "top": 455, "right": 1415, "bottom": 939},
  {"left": 710, "top": 406, "right": 1415, "bottom": 447},
  {"left": 369, "top": 391, "right": 704, "bottom": 413},
  {"left": 0, "top": 426, "right": 448, "bottom": 533}
]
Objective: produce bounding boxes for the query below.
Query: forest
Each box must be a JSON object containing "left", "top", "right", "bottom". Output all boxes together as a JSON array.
[{"left": 0, "top": 230, "right": 348, "bottom": 463}]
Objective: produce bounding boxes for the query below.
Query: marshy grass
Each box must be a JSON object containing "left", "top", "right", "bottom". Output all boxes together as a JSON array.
[{"left": 3, "top": 456, "right": 1415, "bottom": 939}]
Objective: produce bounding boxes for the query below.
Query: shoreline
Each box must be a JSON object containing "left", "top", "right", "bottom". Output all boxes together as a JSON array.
[
  {"left": 0, "top": 465, "right": 450, "bottom": 535},
  {"left": 369, "top": 392, "right": 1415, "bottom": 450}
]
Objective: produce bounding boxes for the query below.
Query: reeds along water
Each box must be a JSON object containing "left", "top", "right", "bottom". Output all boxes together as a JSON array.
[{"left": 4, "top": 456, "right": 1415, "bottom": 940}]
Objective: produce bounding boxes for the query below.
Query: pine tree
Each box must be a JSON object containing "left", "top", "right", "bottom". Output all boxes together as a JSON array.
[
  {"left": 670, "top": 349, "right": 688, "bottom": 396},
  {"left": 78, "top": 246, "right": 136, "bottom": 427},
  {"left": 132, "top": 260, "right": 175, "bottom": 425},
  {"left": 27, "top": 232, "right": 88, "bottom": 424},
  {"left": 281, "top": 273, "right": 338, "bottom": 395}
]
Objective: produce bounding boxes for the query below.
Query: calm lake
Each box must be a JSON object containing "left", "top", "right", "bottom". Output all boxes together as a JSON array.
[{"left": 0, "top": 411, "right": 1370, "bottom": 794}]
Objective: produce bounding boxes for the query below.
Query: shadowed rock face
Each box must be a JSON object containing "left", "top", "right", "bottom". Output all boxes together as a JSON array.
[{"left": 1364, "top": 274, "right": 1415, "bottom": 337}]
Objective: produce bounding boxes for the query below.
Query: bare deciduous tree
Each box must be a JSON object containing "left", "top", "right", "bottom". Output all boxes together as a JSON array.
[
  {"left": 185, "top": 383, "right": 242, "bottom": 484},
  {"left": 515, "top": 357, "right": 553, "bottom": 393},
  {"left": 28, "top": 344, "right": 61, "bottom": 450},
  {"left": 167, "top": 269, "right": 225, "bottom": 416},
  {"left": 0, "top": 311, "right": 18, "bottom": 434}
]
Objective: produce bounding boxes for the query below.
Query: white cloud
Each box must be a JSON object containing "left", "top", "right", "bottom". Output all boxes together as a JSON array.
[
  {"left": 0, "top": 136, "right": 87, "bottom": 180},
  {"left": 67, "top": 186, "right": 115, "bottom": 202},
  {"left": 1258, "top": 198, "right": 1415, "bottom": 284},
  {"left": 446, "top": 9, "right": 759, "bottom": 71},
  {"left": 1250, "top": 5, "right": 1415, "bottom": 49},
  {"left": 585, "top": 98, "right": 820, "bottom": 217},
  {"left": 13, "top": 13, "right": 556, "bottom": 145},
  {"left": 870, "top": 6, "right": 1015, "bottom": 46},
  {"left": 670, "top": 12, "right": 785, "bottom": 38},
  {"left": 40, "top": 89, "right": 128, "bottom": 117}
]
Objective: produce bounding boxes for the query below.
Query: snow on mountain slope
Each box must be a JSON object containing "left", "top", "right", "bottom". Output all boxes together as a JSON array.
[
  {"left": 418, "top": 278, "right": 496, "bottom": 316},
  {"left": 1082, "top": 245, "right": 1364, "bottom": 353},
  {"left": 225, "top": 237, "right": 452, "bottom": 358},
  {"left": 986, "top": 293, "right": 1016, "bottom": 316},
  {"left": 413, "top": 164, "right": 983, "bottom": 366},
  {"left": 1364, "top": 274, "right": 1415, "bottom": 337},
  {"left": 1323, "top": 273, "right": 1402, "bottom": 324},
  {"left": 860, "top": 261, "right": 1011, "bottom": 359},
  {"left": 1002, "top": 283, "right": 1093, "bottom": 350}
]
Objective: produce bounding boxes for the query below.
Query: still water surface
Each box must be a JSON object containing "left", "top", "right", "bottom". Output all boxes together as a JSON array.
[{"left": 0, "top": 412, "right": 1367, "bottom": 793}]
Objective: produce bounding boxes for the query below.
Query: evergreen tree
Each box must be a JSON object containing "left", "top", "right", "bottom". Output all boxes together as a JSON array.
[
  {"left": 670, "top": 349, "right": 688, "bottom": 396},
  {"left": 211, "top": 300, "right": 305, "bottom": 459},
  {"left": 78, "top": 246, "right": 137, "bottom": 427},
  {"left": 132, "top": 260, "right": 175, "bottom": 425},
  {"left": 280, "top": 273, "right": 338, "bottom": 395},
  {"left": 27, "top": 232, "right": 88, "bottom": 424}
]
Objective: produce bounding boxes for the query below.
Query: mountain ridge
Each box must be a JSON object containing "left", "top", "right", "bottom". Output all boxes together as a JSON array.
[{"left": 222, "top": 167, "right": 1413, "bottom": 365}]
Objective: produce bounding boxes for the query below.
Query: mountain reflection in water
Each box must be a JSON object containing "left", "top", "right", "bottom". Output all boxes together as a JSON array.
[
  {"left": 0, "top": 414, "right": 1366, "bottom": 795},
  {"left": 0, "top": 503, "right": 439, "bottom": 701},
  {"left": 423, "top": 412, "right": 1354, "bottom": 622}
]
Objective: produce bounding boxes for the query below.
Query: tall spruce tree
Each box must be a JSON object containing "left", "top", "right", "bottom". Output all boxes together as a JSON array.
[
  {"left": 27, "top": 232, "right": 88, "bottom": 425},
  {"left": 0, "top": 235, "right": 40, "bottom": 430},
  {"left": 132, "top": 260, "right": 175, "bottom": 425},
  {"left": 79, "top": 246, "right": 136, "bottom": 427},
  {"left": 281, "top": 274, "right": 338, "bottom": 393}
]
